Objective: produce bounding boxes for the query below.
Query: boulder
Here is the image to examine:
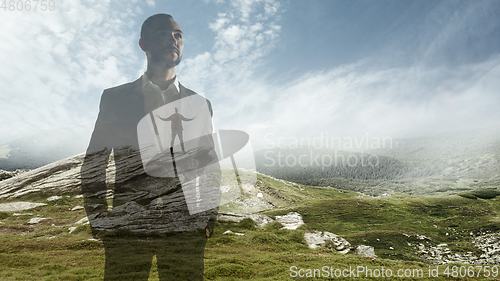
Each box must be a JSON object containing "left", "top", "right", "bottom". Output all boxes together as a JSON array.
[
  {"left": 223, "top": 230, "right": 245, "bottom": 236},
  {"left": 304, "top": 231, "right": 352, "bottom": 254},
  {"left": 0, "top": 154, "right": 87, "bottom": 199},
  {"left": 217, "top": 212, "right": 274, "bottom": 227},
  {"left": 47, "top": 195, "right": 63, "bottom": 202},
  {"left": 0, "top": 148, "right": 216, "bottom": 234},
  {"left": 0, "top": 202, "right": 47, "bottom": 212},
  {"left": 275, "top": 212, "right": 304, "bottom": 230},
  {"left": 28, "top": 217, "right": 48, "bottom": 224},
  {"left": 353, "top": 245, "right": 377, "bottom": 257}
]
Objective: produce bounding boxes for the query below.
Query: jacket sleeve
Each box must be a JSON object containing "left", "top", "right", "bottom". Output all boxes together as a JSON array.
[{"left": 80, "top": 90, "right": 113, "bottom": 237}]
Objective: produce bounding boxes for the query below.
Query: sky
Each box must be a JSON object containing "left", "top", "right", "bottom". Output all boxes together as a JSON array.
[{"left": 1, "top": 0, "right": 500, "bottom": 151}]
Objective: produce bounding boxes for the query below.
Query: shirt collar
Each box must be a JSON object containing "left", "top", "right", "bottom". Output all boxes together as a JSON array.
[{"left": 141, "top": 72, "right": 180, "bottom": 93}]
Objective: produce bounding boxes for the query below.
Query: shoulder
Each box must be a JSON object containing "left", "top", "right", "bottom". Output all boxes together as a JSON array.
[
  {"left": 99, "top": 78, "right": 142, "bottom": 108},
  {"left": 102, "top": 78, "right": 141, "bottom": 97}
]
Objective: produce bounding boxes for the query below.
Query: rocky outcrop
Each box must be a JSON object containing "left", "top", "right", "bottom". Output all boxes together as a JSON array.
[
  {"left": 217, "top": 211, "right": 305, "bottom": 229},
  {"left": 219, "top": 211, "right": 373, "bottom": 256},
  {"left": 0, "top": 148, "right": 219, "bottom": 233},
  {"left": 84, "top": 201, "right": 217, "bottom": 234},
  {"left": 353, "top": 245, "right": 377, "bottom": 257},
  {"left": 0, "top": 169, "right": 29, "bottom": 181},
  {"left": 275, "top": 212, "right": 304, "bottom": 230},
  {"left": 473, "top": 232, "right": 500, "bottom": 264},
  {"left": 412, "top": 232, "right": 500, "bottom": 265},
  {"left": 414, "top": 243, "right": 477, "bottom": 265},
  {"left": 0, "top": 202, "right": 47, "bottom": 212},
  {"left": 217, "top": 212, "right": 274, "bottom": 227},
  {"left": 0, "top": 153, "right": 86, "bottom": 199},
  {"left": 304, "top": 231, "right": 352, "bottom": 254}
]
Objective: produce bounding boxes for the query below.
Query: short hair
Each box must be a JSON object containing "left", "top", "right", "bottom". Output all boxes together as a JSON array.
[{"left": 141, "top": 13, "right": 173, "bottom": 39}]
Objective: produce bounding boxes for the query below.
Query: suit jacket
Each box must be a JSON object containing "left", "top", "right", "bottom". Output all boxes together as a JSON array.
[{"left": 80, "top": 78, "right": 218, "bottom": 235}]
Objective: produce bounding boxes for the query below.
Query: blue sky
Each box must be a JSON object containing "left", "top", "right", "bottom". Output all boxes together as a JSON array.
[{"left": 1, "top": 0, "right": 500, "bottom": 149}]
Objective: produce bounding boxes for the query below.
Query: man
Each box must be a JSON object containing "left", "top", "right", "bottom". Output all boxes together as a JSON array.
[
  {"left": 81, "top": 14, "right": 219, "bottom": 281},
  {"left": 156, "top": 107, "right": 196, "bottom": 153}
]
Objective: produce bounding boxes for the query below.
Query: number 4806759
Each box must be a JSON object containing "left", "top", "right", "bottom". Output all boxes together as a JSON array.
[{"left": 1, "top": 0, "right": 56, "bottom": 11}]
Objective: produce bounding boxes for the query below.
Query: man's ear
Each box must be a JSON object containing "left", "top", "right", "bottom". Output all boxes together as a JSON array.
[{"left": 139, "top": 37, "right": 148, "bottom": 52}]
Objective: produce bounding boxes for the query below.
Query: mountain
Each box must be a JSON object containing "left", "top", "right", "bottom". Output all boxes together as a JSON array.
[
  {"left": 0, "top": 127, "right": 90, "bottom": 171},
  {"left": 253, "top": 128, "right": 500, "bottom": 196},
  {"left": 1, "top": 148, "right": 500, "bottom": 280}
]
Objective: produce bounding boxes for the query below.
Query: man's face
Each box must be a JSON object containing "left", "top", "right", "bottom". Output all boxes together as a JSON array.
[{"left": 143, "top": 17, "right": 184, "bottom": 68}]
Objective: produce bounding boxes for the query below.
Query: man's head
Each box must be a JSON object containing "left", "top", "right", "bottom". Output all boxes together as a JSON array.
[
  {"left": 139, "top": 14, "right": 183, "bottom": 69},
  {"left": 175, "top": 107, "right": 179, "bottom": 113}
]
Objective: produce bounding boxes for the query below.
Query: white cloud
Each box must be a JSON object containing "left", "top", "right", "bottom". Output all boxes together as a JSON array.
[
  {"left": 178, "top": 0, "right": 282, "bottom": 100},
  {"left": 0, "top": 0, "right": 152, "bottom": 143},
  {"left": 176, "top": 0, "right": 500, "bottom": 146},
  {"left": 242, "top": 56, "right": 500, "bottom": 142}
]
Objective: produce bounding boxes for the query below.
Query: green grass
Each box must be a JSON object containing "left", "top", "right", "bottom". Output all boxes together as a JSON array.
[
  {"left": 263, "top": 192, "right": 500, "bottom": 262},
  {"left": 1, "top": 183, "right": 499, "bottom": 280}
]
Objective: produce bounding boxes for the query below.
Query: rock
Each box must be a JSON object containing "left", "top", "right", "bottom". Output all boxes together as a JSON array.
[
  {"left": 13, "top": 213, "right": 32, "bottom": 216},
  {"left": 217, "top": 212, "right": 274, "bottom": 227},
  {"left": 353, "top": 245, "right": 377, "bottom": 257},
  {"left": 28, "top": 217, "right": 48, "bottom": 224},
  {"left": 275, "top": 212, "right": 304, "bottom": 230},
  {"left": 0, "top": 202, "right": 47, "bottom": 212},
  {"left": 68, "top": 226, "right": 78, "bottom": 233},
  {"left": 304, "top": 231, "right": 352, "bottom": 254},
  {"left": 0, "top": 154, "right": 87, "bottom": 199},
  {"left": 0, "top": 169, "right": 28, "bottom": 181},
  {"left": 75, "top": 217, "right": 90, "bottom": 225},
  {"left": 223, "top": 230, "right": 244, "bottom": 236},
  {"left": 71, "top": 206, "right": 84, "bottom": 211},
  {"left": 417, "top": 235, "right": 431, "bottom": 241},
  {"left": 0, "top": 148, "right": 220, "bottom": 234},
  {"left": 47, "top": 195, "right": 63, "bottom": 202}
]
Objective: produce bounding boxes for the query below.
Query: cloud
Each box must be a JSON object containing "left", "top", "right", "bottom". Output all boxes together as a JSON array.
[
  {"left": 3, "top": 0, "right": 497, "bottom": 149},
  {"left": 178, "top": 0, "right": 500, "bottom": 145},
  {"left": 0, "top": 0, "right": 151, "bottom": 143},
  {"left": 178, "top": 0, "right": 282, "bottom": 103},
  {"left": 227, "top": 55, "right": 500, "bottom": 146}
]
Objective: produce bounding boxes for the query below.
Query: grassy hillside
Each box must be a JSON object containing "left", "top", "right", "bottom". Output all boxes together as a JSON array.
[
  {"left": 254, "top": 129, "right": 500, "bottom": 199},
  {"left": 1, "top": 174, "right": 499, "bottom": 280}
]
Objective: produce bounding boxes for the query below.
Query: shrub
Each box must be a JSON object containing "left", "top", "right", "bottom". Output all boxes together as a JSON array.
[
  {"left": 211, "top": 236, "right": 235, "bottom": 245},
  {"left": 251, "top": 233, "right": 289, "bottom": 246},
  {"left": 459, "top": 189, "right": 500, "bottom": 200},
  {"left": 237, "top": 218, "right": 256, "bottom": 230},
  {"left": 472, "top": 190, "right": 500, "bottom": 199},
  {"left": 264, "top": 221, "right": 284, "bottom": 231},
  {"left": 458, "top": 193, "right": 477, "bottom": 199},
  {"left": 0, "top": 212, "right": 9, "bottom": 219},
  {"left": 204, "top": 264, "right": 252, "bottom": 279},
  {"left": 289, "top": 230, "right": 306, "bottom": 244}
]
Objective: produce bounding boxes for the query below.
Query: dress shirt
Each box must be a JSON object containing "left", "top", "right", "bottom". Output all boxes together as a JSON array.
[{"left": 141, "top": 73, "right": 180, "bottom": 113}]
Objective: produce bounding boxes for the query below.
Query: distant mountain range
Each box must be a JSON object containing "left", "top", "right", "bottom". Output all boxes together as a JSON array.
[
  {"left": 254, "top": 128, "right": 500, "bottom": 195},
  {"left": 1, "top": 127, "right": 499, "bottom": 190},
  {"left": 0, "top": 127, "right": 89, "bottom": 171}
]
